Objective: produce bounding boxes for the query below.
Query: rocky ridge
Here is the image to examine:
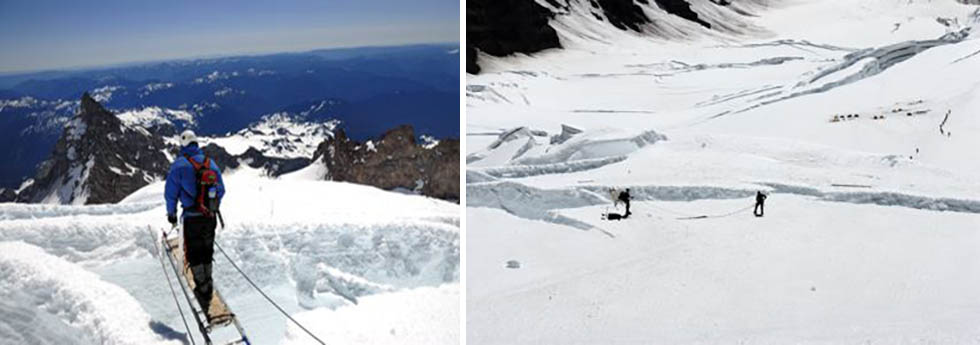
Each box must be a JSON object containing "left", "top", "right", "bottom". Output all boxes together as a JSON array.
[
  {"left": 8, "top": 95, "right": 459, "bottom": 204},
  {"left": 312, "top": 125, "right": 460, "bottom": 201},
  {"left": 16, "top": 93, "right": 170, "bottom": 204}
]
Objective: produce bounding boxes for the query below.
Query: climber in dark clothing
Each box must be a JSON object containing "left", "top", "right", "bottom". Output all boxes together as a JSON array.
[
  {"left": 754, "top": 191, "right": 767, "bottom": 217},
  {"left": 618, "top": 188, "right": 632, "bottom": 217},
  {"left": 164, "top": 130, "right": 225, "bottom": 320}
]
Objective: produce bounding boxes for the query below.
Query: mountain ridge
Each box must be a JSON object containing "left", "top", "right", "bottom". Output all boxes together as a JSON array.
[{"left": 11, "top": 94, "right": 459, "bottom": 204}]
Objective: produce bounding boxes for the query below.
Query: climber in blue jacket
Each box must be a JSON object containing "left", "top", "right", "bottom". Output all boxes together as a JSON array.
[{"left": 164, "top": 129, "right": 225, "bottom": 320}]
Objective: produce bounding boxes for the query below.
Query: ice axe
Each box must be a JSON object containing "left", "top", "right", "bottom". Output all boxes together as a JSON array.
[{"left": 216, "top": 210, "right": 225, "bottom": 229}]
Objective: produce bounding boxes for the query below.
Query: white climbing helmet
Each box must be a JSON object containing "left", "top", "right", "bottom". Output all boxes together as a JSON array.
[{"left": 179, "top": 130, "right": 197, "bottom": 147}]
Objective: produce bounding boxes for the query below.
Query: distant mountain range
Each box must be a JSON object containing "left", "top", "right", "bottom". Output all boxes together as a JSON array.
[
  {"left": 6, "top": 92, "right": 459, "bottom": 204},
  {"left": 0, "top": 44, "right": 460, "bottom": 189}
]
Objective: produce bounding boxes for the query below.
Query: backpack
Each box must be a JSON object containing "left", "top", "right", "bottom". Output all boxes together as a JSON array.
[{"left": 184, "top": 153, "right": 220, "bottom": 217}]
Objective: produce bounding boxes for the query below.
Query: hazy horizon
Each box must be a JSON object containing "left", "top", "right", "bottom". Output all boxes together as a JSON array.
[
  {"left": 0, "top": 0, "right": 459, "bottom": 74},
  {"left": 0, "top": 41, "right": 460, "bottom": 76}
]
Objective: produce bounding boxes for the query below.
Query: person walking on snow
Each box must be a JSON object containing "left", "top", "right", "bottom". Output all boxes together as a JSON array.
[
  {"left": 754, "top": 191, "right": 767, "bottom": 217},
  {"left": 165, "top": 130, "right": 225, "bottom": 320},
  {"left": 618, "top": 188, "right": 632, "bottom": 217}
]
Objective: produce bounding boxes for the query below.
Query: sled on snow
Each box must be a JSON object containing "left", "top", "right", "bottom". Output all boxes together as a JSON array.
[{"left": 150, "top": 226, "right": 251, "bottom": 345}]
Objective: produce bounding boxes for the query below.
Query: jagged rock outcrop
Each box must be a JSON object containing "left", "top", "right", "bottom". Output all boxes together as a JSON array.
[
  {"left": 467, "top": 0, "right": 561, "bottom": 74},
  {"left": 312, "top": 125, "right": 459, "bottom": 201},
  {"left": 239, "top": 147, "right": 310, "bottom": 176},
  {"left": 596, "top": 0, "right": 651, "bottom": 31},
  {"left": 0, "top": 188, "right": 15, "bottom": 202},
  {"left": 653, "top": 0, "right": 711, "bottom": 28},
  {"left": 200, "top": 143, "right": 240, "bottom": 171},
  {"left": 467, "top": 0, "right": 728, "bottom": 73},
  {"left": 199, "top": 144, "right": 311, "bottom": 177},
  {"left": 16, "top": 93, "right": 170, "bottom": 204}
]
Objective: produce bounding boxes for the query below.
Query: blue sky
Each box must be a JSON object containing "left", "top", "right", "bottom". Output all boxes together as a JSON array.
[{"left": 0, "top": 0, "right": 459, "bottom": 73}]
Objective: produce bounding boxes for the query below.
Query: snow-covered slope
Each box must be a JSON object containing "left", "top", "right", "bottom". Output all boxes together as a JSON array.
[
  {"left": 207, "top": 112, "right": 339, "bottom": 159},
  {"left": 0, "top": 172, "right": 459, "bottom": 345},
  {"left": 0, "top": 242, "right": 176, "bottom": 345},
  {"left": 117, "top": 106, "right": 196, "bottom": 133},
  {"left": 467, "top": 0, "right": 980, "bottom": 343}
]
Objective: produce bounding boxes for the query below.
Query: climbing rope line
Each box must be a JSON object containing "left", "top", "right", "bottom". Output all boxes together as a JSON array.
[
  {"left": 214, "top": 241, "right": 328, "bottom": 345},
  {"left": 156, "top": 236, "right": 196, "bottom": 345},
  {"left": 644, "top": 202, "right": 698, "bottom": 218},
  {"left": 641, "top": 200, "right": 757, "bottom": 220},
  {"left": 676, "top": 204, "right": 755, "bottom": 220}
]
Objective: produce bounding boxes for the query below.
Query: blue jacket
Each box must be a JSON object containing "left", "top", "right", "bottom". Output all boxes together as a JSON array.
[{"left": 165, "top": 143, "right": 225, "bottom": 217}]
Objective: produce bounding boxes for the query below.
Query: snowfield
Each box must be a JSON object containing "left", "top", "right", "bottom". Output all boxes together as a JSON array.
[
  {"left": 206, "top": 113, "right": 339, "bottom": 159},
  {"left": 0, "top": 171, "right": 459, "bottom": 345},
  {"left": 0, "top": 242, "right": 175, "bottom": 345},
  {"left": 467, "top": 0, "right": 980, "bottom": 344}
]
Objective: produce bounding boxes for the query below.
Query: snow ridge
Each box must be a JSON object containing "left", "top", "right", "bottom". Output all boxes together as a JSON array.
[{"left": 0, "top": 241, "right": 177, "bottom": 345}]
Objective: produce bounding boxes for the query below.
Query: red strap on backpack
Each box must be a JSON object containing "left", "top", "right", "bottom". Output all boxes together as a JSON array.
[
  {"left": 184, "top": 153, "right": 206, "bottom": 170},
  {"left": 183, "top": 153, "right": 215, "bottom": 217}
]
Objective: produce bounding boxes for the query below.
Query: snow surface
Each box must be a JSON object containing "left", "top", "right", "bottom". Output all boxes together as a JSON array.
[
  {"left": 206, "top": 113, "right": 339, "bottom": 159},
  {"left": 0, "top": 173, "right": 459, "bottom": 344},
  {"left": 467, "top": 0, "right": 980, "bottom": 343},
  {"left": 90, "top": 86, "right": 123, "bottom": 103},
  {"left": 117, "top": 107, "right": 196, "bottom": 128},
  {"left": 139, "top": 83, "right": 174, "bottom": 97},
  {"left": 286, "top": 285, "right": 459, "bottom": 345},
  {"left": 0, "top": 242, "right": 179, "bottom": 345}
]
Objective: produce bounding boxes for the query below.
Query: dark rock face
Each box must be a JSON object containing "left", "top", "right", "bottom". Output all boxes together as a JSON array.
[
  {"left": 467, "top": 0, "right": 561, "bottom": 74},
  {"left": 200, "top": 143, "right": 311, "bottom": 177},
  {"left": 0, "top": 188, "right": 15, "bottom": 202},
  {"left": 653, "top": 0, "right": 711, "bottom": 28},
  {"left": 467, "top": 46, "right": 482, "bottom": 75},
  {"left": 17, "top": 93, "right": 170, "bottom": 204},
  {"left": 597, "top": 0, "right": 652, "bottom": 31},
  {"left": 312, "top": 125, "right": 459, "bottom": 201},
  {"left": 466, "top": 0, "right": 726, "bottom": 73},
  {"left": 239, "top": 147, "right": 310, "bottom": 176},
  {"left": 200, "top": 143, "right": 241, "bottom": 171}
]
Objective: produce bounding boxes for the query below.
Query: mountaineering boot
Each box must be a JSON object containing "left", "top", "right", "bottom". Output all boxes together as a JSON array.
[{"left": 191, "top": 263, "right": 214, "bottom": 318}]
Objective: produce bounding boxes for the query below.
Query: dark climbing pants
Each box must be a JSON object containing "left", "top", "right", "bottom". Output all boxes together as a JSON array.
[
  {"left": 184, "top": 215, "right": 216, "bottom": 314},
  {"left": 754, "top": 203, "right": 764, "bottom": 217}
]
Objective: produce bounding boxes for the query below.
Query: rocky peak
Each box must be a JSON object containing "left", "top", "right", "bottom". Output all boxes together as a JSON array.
[
  {"left": 0, "top": 188, "right": 15, "bottom": 202},
  {"left": 377, "top": 125, "right": 417, "bottom": 149},
  {"left": 79, "top": 92, "right": 121, "bottom": 128},
  {"left": 17, "top": 94, "right": 170, "bottom": 204},
  {"left": 312, "top": 125, "right": 459, "bottom": 201}
]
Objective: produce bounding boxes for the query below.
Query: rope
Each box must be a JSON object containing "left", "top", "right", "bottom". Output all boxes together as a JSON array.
[
  {"left": 676, "top": 204, "right": 755, "bottom": 220},
  {"left": 639, "top": 200, "right": 757, "bottom": 220},
  {"left": 157, "top": 235, "right": 196, "bottom": 345},
  {"left": 214, "top": 242, "right": 328, "bottom": 345},
  {"left": 644, "top": 202, "right": 698, "bottom": 218},
  {"left": 710, "top": 204, "right": 755, "bottom": 218}
]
